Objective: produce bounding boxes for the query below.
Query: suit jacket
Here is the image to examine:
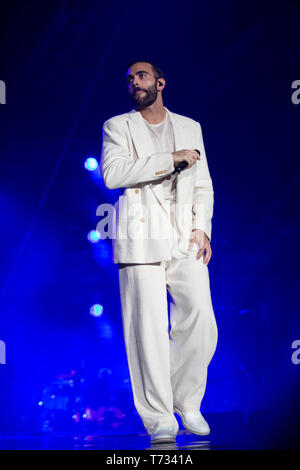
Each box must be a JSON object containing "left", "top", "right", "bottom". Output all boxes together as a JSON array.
[{"left": 99, "top": 106, "right": 214, "bottom": 264}]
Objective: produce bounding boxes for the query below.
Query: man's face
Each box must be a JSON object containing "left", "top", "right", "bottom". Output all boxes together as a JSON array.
[{"left": 126, "top": 62, "right": 160, "bottom": 109}]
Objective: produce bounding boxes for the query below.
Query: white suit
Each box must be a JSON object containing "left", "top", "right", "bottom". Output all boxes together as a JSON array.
[
  {"left": 100, "top": 106, "right": 218, "bottom": 437},
  {"left": 100, "top": 106, "right": 213, "bottom": 264}
]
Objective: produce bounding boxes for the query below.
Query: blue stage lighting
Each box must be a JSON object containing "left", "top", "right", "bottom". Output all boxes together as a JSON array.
[
  {"left": 87, "top": 230, "right": 101, "bottom": 243},
  {"left": 90, "top": 304, "right": 103, "bottom": 317},
  {"left": 84, "top": 157, "right": 98, "bottom": 171}
]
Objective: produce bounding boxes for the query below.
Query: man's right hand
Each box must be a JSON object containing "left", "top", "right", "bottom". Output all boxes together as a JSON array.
[{"left": 171, "top": 149, "right": 200, "bottom": 169}]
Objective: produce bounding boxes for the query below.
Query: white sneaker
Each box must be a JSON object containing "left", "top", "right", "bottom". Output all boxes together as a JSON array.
[
  {"left": 150, "top": 430, "right": 177, "bottom": 444},
  {"left": 150, "top": 423, "right": 178, "bottom": 444},
  {"left": 174, "top": 407, "right": 210, "bottom": 435}
]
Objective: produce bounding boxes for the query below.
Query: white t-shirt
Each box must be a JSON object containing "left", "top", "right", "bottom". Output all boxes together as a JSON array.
[
  {"left": 143, "top": 112, "right": 198, "bottom": 259},
  {"left": 143, "top": 112, "right": 177, "bottom": 201}
]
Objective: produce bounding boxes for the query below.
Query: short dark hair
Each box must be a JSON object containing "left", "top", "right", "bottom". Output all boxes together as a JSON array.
[{"left": 125, "top": 59, "right": 165, "bottom": 80}]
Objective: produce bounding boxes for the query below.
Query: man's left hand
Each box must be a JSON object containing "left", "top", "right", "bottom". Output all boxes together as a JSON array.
[{"left": 188, "top": 229, "right": 212, "bottom": 265}]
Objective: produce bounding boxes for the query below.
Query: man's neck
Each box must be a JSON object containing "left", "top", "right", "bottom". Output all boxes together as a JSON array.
[{"left": 138, "top": 104, "right": 166, "bottom": 125}]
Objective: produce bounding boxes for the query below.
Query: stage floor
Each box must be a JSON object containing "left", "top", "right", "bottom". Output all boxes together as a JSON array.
[
  {"left": 0, "top": 410, "right": 298, "bottom": 450},
  {"left": 0, "top": 430, "right": 253, "bottom": 451},
  {"left": 0, "top": 428, "right": 291, "bottom": 451}
]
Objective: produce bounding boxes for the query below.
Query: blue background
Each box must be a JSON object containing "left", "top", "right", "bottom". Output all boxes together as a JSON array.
[{"left": 0, "top": 0, "right": 299, "bottom": 448}]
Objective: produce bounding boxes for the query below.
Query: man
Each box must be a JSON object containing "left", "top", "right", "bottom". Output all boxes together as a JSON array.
[{"left": 100, "top": 60, "right": 218, "bottom": 444}]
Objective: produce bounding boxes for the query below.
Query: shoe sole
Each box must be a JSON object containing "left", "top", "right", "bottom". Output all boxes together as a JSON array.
[
  {"left": 150, "top": 436, "right": 176, "bottom": 444},
  {"left": 173, "top": 407, "right": 210, "bottom": 436}
]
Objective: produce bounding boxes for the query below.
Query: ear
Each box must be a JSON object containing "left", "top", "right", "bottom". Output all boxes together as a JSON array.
[{"left": 158, "top": 77, "right": 166, "bottom": 90}]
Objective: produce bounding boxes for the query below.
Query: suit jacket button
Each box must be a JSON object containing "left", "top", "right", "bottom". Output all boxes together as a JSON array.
[{"left": 135, "top": 189, "right": 139, "bottom": 194}]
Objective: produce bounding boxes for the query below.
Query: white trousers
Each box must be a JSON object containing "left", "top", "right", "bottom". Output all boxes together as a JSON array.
[{"left": 118, "top": 200, "right": 218, "bottom": 436}]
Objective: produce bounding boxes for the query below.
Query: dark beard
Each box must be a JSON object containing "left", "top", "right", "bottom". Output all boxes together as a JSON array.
[{"left": 132, "top": 80, "right": 159, "bottom": 110}]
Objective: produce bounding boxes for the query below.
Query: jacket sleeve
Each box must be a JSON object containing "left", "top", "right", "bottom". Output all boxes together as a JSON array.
[
  {"left": 191, "top": 121, "right": 214, "bottom": 242},
  {"left": 100, "top": 118, "right": 175, "bottom": 189}
]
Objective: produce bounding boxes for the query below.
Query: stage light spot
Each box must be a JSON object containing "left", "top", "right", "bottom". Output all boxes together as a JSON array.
[
  {"left": 87, "top": 230, "right": 101, "bottom": 243},
  {"left": 84, "top": 157, "right": 98, "bottom": 171},
  {"left": 90, "top": 304, "right": 103, "bottom": 317}
]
